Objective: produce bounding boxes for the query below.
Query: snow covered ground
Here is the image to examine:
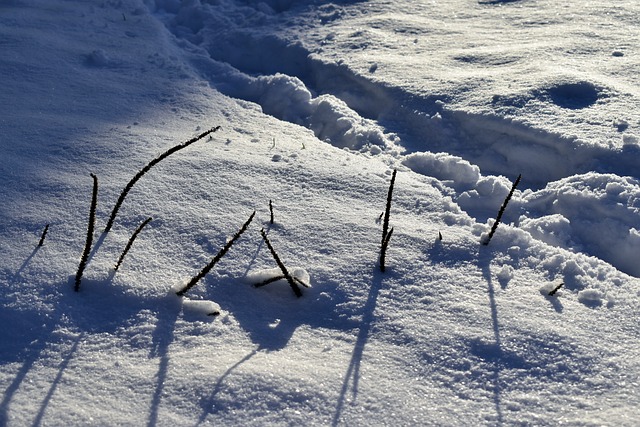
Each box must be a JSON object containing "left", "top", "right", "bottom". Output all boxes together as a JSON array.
[{"left": 1, "top": 0, "right": 639, "bottom": 425}]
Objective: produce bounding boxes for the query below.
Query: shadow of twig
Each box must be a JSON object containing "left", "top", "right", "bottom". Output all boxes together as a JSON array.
[
  {"left": 0, "top": 318, "right": 58, "bottom": 425},
  {"left": 32, "top": 333, "right": 83, "bottom": 427},
  {"left": 545, "top": 295, "right": 564, "bottom": 313},
  {"left": 13, "top": 246, "right": 41, "bottom": 280},
  {"left": 332, "top": 270, "right": 383, "bottom": 426},
  {"left": 196, "top": 349, "right": 258, "bottom": 426},
  {"left": 147, "top": 301, "right": 180, "bottom": 427},
  {"left": 478, "top": 248, "right": 504, "bottom": 426}
]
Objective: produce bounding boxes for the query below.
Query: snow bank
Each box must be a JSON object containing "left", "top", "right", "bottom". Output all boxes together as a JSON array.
[{"left": 522, "top": 173, "right": 640, "bottom": 277}]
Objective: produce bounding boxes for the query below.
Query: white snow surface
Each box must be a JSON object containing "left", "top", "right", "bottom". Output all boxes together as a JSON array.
[{"left": 1, "top": 0, "right": 639, "bottom": 425}]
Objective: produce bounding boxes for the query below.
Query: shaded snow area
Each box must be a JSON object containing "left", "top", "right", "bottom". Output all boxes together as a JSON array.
[{"left": 1, "top": 0, "right": 639, "bottom": 425}]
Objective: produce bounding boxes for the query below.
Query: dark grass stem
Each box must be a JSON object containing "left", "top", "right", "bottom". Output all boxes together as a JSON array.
[
  {"left": 379, "top": 227, "right": 394, "bottom": 273},
  {"left": 482, "top": 174, "right": 521, "bottom": 246},
  {"left": 254, "top": 275, "right": 310, "bottom": 289},
  {"left": 548, "top": 282, "right": 564, "bottom": 296},
  {"left": 379, "top": 169, "right": 397, "bottom": 272},
  {"left": 75, "top": 173, "right": 98, "bottom": 292},
  {"left": 176, "top": 211, "right": 255, "bottom": 297},
  {"left": 260, "top": 228, "right": 302, "bottom": 297},
  {"left": 38, "top": 224, "right": 49, "bottom": 247},
  {"left": 104, "top": 126, "right": 221, "bottom": 233},
  {"left": 114, "top": 217, "right": 152, "bottom": 271},
  {"left": 269, "top": 200, "right": 274, "bottom": 225}
]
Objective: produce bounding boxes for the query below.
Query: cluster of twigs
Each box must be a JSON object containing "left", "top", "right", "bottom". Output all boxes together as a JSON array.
[
  {"left": 72, "top": 127, "right": 219, "bottom": 291},
  {"left": 67, "top": 124, "right": 310, "bottom": 303},
  {"left": 174, "top": 202, "right": 307, "bottom": 299},
  {"left": 58, "top": 124, "right": 529, "bottom": 305}
]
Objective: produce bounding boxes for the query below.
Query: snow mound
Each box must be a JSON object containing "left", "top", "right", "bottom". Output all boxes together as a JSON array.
[
  {"left": 457, "top": 175, "right": 520, "bottom": 222},
  {"left": 402, "top": 151, "right": 480, "bottom": 190},
  {"left": 523, "top": 173, "right": 640, "bottom": 277},
  {"left": 182, "top": 299, "right": 221, "bottom": 319},
  {"left": 577, "top": 289, "right": 608, "bottom": 308}
]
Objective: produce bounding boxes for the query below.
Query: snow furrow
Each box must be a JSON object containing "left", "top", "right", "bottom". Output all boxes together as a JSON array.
[
  {"left": 150, "top": 0, "right": 640, "bottom": 189},
  {"left": 148, "top": 0, "right": 640, "bottom": 277}
]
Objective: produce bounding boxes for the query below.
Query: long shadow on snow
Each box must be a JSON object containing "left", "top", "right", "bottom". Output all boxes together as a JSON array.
[
  {"left": 192, "top": 272, "right": 358, "bottom": 423},
  {"left": 0, "top": 310, "right": 62, "bottom": 426},
  {"left": 196, "top": 349, "right": 258, "bottom": 425},
  {"left": 332, "top": 268, "right": 385, "bottom": 427},
  {"left": 208, "top": 273, "right": 357, "bottom": 351},
  {"left": 31, "top": 333, "right": 83, "bottom": 427},
  {"left": 477, "top": 247, "right": 504, "bottom": 426},
  {"left": 1, "top": 268, "right": 182, "bottom": 426},
  {"left": 0, "top": 275, "right": 137, "bottom": 425},
  {"left": 147, "top": 299, "right": 181, "bottom": 427}
]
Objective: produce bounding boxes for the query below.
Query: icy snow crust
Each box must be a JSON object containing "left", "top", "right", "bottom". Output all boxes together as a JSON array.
[{"left": 1, "top": 0, "right": 639, "bottom": 425}]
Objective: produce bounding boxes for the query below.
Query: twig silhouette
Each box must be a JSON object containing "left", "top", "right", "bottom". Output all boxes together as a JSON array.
[
  {"left": 482, "top": 174, "right": 521, "bottom": 246},
  {"left": 104, "top": 126, "right": 221, "bottom": 233},
  {"left": 75, "top": 174, "right": 98, "bottom": 292},
  {"left": 176, "top": 211, "right": 255, "bottom": 296},
  {"left": 114, "top": 217, "right": 152, "bottom": 271},
  {"left": 548, "top": 282, "right": 564, "bottom": 296},
  {"left": 379, "top": 169, "right": 397, "bottom": 272},
  {"left": 38, "top": 224, "right": 49, "bottom": 247},
  {"left": 269, "top": 200, "right": 274, "bottom": 225},
  {"left": 260, "top": 228, "right": 302, "bottom": 297}
]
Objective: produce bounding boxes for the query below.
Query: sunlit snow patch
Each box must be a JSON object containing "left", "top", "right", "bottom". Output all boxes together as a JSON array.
[{"left": 182, "top": 299, "right": 221, "bottom": 319}]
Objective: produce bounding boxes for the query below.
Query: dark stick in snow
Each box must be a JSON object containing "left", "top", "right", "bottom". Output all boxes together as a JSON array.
[
  {"left": 269, "top": 199, "right": 274, "bottom": 225},
  {"left": 482, "top": 174, "right": 521, "bottom": 246},
  {"left": 114, "top": 217, "right": 152, "bottom": 271},
  {"left": 75, "top": 173, "right": 98, "bottom": 292},
  {"left": 38, "top": 224, "right": 49, "bottom": 247},
  {"left": 548, "top": 282, "right": 564, "bottom": 296},
  {"left": 104, "top": 126, "right": 221, "bottom": 233},
  {"left": 175, "top": 211, "right": 255, "bottom": 296},
  {"left": 260, "top": 228, "right": 302, "bottom": 297},
  {"left": 379, "top": 227, "right": 394, "bottom": 273},
  {"left": 379, "top": 169, "right": 397, "bottom": 272}
]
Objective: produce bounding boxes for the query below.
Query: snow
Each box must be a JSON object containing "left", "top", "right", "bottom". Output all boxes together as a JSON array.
[{"left": 1, "top": 0, "right": 640, "bottom": 425}]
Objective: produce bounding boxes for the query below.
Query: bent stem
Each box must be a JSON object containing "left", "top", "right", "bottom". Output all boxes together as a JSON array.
[
  {"left": 104, "top": 126, "right": 221, "bottom": 233},
  {"left": 260, "top": 229, "right": 302, "bottom": 297}
]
